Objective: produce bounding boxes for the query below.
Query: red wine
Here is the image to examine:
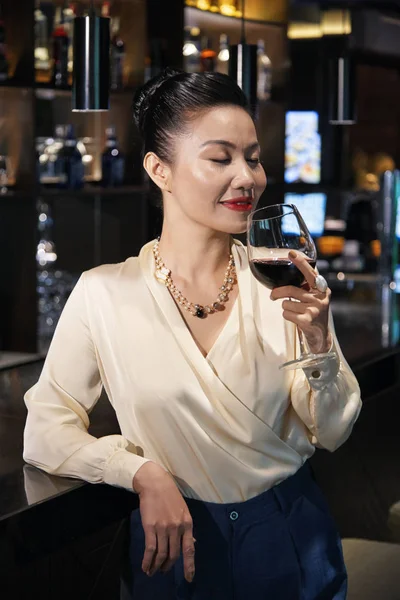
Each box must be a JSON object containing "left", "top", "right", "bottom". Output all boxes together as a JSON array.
[{"left": 250, "top": 258, "right": 316, "bottom": 289}]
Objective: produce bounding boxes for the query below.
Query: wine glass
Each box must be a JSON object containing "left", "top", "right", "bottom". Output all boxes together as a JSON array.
[{"left": 247, "top": 203, "right": 337, "bottom": 371}]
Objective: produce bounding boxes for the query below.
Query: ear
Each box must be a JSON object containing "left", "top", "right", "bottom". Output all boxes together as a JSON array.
[{"left": 143, "top": 152, "right": 172, "bottom": 193}]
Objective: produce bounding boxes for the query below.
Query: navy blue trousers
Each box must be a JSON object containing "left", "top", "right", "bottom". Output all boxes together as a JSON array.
[{"left": 123, "top": 462, "right": 347, "bottom": 599}]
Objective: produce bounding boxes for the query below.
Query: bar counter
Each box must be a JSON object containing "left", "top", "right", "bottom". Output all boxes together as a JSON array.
[{"left": 1, "top": 283, "right": 400, "bottom": 598}]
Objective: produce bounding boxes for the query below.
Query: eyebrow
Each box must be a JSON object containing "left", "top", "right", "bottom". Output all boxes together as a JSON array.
[{"left": 200, "top": 140, "right": 260, "bottom": 151}]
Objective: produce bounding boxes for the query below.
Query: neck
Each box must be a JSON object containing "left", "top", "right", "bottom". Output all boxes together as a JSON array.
[{"left": 157, "top": 226, "right": 232, "bottom": 285}]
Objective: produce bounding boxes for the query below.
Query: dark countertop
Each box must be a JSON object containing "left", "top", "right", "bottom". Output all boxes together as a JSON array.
[{"left": 1, "top": 281, "right": 400, "bottom": 528}]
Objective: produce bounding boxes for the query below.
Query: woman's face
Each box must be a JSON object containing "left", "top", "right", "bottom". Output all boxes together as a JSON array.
[{"left": 163, "top": 105, "right": 267, "bottom": 234}]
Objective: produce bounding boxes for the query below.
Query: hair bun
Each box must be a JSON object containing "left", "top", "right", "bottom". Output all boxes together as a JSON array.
[{"left": 133, "top": 67, "right": 184, "bottom": 135}]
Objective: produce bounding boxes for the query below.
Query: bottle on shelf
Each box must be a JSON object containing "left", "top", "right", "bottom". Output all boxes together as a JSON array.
[
  {"left": 200, "top": 36, "right": 216, "bottom": 73},
  {"left": 62, "top": 2, "right": 76, "bottom": 78},
  {"left": 183, "top": 26, "right": 201, "bottom": 73},
  {"left": 110, "top": 17, "right": 125, "bottom": 90},
  {"left": 52, "top": 7, "right": 69, "bottom": 88},
  {"left": 34, "top": 2, "right": 50, "bottom": 77},
  {"left": 216, "top": 34, "right": 229, "bottom": 75},
  {"left": 57, "top": 124, "right": 84, "bottom": 190},
  {"left": 101, "top": 127, "right": 125, "bottom": 187},
  {"left": 0, "top": 5, "right": 9, "bottom": 82},
  {"left": 257, "top": 39, "right": 272, "bottom": 102}
]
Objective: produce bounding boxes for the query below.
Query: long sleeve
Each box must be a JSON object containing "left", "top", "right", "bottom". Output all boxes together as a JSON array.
[
  {"left": 289, "top": 309, "right": 362, "bottom": 452},
  {"left": 23, "top": 272, "right": 153, "bottom": 492}
]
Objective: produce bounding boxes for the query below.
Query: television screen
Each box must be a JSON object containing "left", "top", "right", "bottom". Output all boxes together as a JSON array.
[
  {"left": 284, "top": 193, "right": 327, "bottom": 238},
  {"left": 284, "top": 111, "right": 321, "bottom": 184}
]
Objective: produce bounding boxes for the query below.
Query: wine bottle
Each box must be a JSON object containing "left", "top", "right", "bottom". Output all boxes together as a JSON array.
[
  {"left": 52, "top": 8, "right": 69, "bottom": 88},
  {"left": 57, "top": 124, "right": 84, "bottom": 189},
  {"left": 216, "top": 34, "right": 229, "bottom": 75},
  {"left": 200, "top": 36, "right": 216, "bottom": 73},
  {"left": 101, "top": 127, "right": 125, "bottom": 187},
  {"left": 110, "top": 17, "right": 125, "bottom": 90},
  {"left": 257, "top": 40, "right": 272, "bottom": 102}
]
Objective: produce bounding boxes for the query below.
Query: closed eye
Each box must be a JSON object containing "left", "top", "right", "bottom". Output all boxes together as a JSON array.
[{"left": 211, "top": 158, "right": 231, "bottom": 165}]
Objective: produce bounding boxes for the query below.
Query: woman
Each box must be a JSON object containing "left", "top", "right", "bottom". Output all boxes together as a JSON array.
[{"left": 23, "top": 69, "right": 361, "bottom": 599}]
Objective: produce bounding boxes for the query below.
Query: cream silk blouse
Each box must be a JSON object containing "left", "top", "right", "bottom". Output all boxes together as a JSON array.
[{"left": 23, "top": 240, "right": 362, "bottom": 503}]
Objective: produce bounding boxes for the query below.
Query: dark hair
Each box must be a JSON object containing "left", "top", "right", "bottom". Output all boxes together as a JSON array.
[{"left": 133, "top": 67, "right": 249, "bottom": 164}]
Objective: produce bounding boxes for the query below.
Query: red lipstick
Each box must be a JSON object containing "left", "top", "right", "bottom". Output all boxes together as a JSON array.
[{"left": 220, "top": 196, "right": 253, "bottom": 212}]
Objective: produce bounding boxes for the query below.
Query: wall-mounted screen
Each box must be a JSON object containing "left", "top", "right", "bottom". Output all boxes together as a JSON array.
[
  {"left": 284, "top": 193, "right": 327, "bottom": 237},
  {"left": 284, "top": 111, "right": 321, "bottom": 184}
]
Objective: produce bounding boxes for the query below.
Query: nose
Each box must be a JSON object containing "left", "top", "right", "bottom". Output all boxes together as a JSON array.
[{"left": 231, "top": 160, "right": 256, "bottom": 193}]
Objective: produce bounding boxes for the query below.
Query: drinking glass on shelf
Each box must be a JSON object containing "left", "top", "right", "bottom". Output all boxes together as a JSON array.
[{"left": 247, "top": 203, "right": 337, "bottom": 371}]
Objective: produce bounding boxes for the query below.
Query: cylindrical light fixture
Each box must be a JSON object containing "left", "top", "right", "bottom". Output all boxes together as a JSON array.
[
  {"left": 72, "top": 11, "right": 110, "bottom": 112},
  {"left": 328, "top": 54, "right": 356, "bottom": 125},
  {"left": 229, "top": 43, "right": 258, "bottom": 115},
  {"left": 228, "top": 0, "right": 258, "bottom": 116}
]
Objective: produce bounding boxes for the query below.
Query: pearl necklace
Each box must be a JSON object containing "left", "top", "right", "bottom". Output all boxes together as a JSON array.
[{"left": 152, "top": 239, "right": 236, "bottom": 319}]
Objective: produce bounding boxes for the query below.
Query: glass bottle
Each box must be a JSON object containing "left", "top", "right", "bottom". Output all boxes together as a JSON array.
[
  {"left": 183, "top": 26, "right": 201, "bottom": 74},
  {"left": 257, "top": 39, "right": 272, "bottom": 102},
  {"left": 200, "top": 36, "right": 216, "bottom": 73},
  {"left": 216, "top": 34, "right": 229, "bottom": 75},
  {"left": 52, "top": 8, "right": 69, "bottom": 88},
  {"left": 110, "top": 17, "right": 125, "bottom": 90},
  {"left": 101, "top": 127, "right": 125, "bottom": 187},
  {"left": 34, "top": 3, "right": 50, "bottom": 74},
  {"left": 57, "top": 124, "right": 84, "bottom": 189}
]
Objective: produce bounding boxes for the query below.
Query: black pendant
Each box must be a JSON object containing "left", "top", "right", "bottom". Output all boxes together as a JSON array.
[{"left": 194, "top": 305, "right": 206, "bottom": 319}]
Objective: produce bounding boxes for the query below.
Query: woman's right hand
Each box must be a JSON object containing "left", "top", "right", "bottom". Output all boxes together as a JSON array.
[{"left": 132, "top": 462, "right": 196, "bottom": 583}]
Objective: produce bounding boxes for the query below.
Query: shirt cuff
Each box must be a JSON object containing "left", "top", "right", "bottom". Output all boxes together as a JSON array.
[
  {"left": 302, "top": 334, "right": 340, "bottom": 391},
  {"left": 103, "top": 448, "right": 154, "bottom": 492}
]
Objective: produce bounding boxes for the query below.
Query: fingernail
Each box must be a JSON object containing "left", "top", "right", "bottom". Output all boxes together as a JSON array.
[{"left": 288, "top": 250, "right": 297, "bottom": 259}]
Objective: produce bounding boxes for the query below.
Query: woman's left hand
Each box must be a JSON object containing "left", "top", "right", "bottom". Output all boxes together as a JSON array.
[{"left": 270, "top": 250, "right": 332, "bottom": 354}]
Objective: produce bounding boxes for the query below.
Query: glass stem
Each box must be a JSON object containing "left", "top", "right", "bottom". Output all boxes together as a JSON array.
[{"left": 298, "top": 327, "right": 310, "bottom": 357}]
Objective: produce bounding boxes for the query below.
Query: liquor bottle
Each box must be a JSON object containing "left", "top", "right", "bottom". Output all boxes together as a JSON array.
[
  {"left": 0, "top": 6, "right": 8, "bottom": 82},
  {"left": 34, "top": 2, "right": 50, "bottom": 74},
  {"left": 216, "top": 34, "right": 229, "bottom": 75},
  {"left": 183, "top": 26, "right": 201, "bottom": 74},
  {"left": 52, "top": 8, "right": 69, "bottom": 88},
  {"left": 101, "top": 127, "right": 125, "bottom": 187},
  {"left": 57, "top": 124, "right": 84, "bottom": 189},
  {"left": 257, "top": 39, "right": 272, "bottom": 102},
  {"left": 200, "top": 37, "right": 216, "bottom": 73},
  {"left": 110, "top": 17, "right": 125, "bottom": 90},
  {"left": 62, "top": 2, "right": 76, "bottom": 78}
]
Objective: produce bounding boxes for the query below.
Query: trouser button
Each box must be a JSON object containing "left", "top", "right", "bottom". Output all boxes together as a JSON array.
[{"left": 229, "top": 511, "right": 239, "bottom": 521}]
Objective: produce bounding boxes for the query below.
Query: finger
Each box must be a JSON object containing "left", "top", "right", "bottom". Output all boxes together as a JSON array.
[
  {"left": 160, "top": 528, "right": 181, "bottom": 573},
  {"left": 142, "top": 528, "right": 157, "bottom": 574},
  {"left": 148, "top": 529, "right": 169, "bottom": 576},
  {"left": 182, "top": 527, "right": 196, "bottom": 583},
  {"left": 282, "top": 310, "right": 313, "bottom": 328},
  {"left": 271, "top": 286, "right": 318, "bottom": 304},
  {"left": 282, "top": 299, "right": 308, "bottom": 314},
  {"left": 288, "top": 250, "right": 317, "bottom": 289}
]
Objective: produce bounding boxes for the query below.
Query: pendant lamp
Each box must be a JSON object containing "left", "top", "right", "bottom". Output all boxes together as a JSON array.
[
  {"left": 228, "top": 0, "right": 258, "bottom": 116},
  {"left": 328, "top": 54, "right": 356, "bottom": 125},
  {"left": 72, "top": 1, "right": 110, "bottom": 112}
]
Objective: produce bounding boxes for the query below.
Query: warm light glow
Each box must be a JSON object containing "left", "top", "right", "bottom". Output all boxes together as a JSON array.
[
  {"left": 288, "top": 24, "right": 322, "bottom": 39},
  {"left": 219, "top": 3, "right": 236, "bottom": 17},
  {"left": 288, "top": 9, "right": 351, "bottom": 39},
  {"left": 197, "top": 0, "right": 211, "bottom": 10}
]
